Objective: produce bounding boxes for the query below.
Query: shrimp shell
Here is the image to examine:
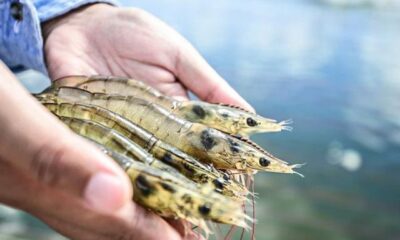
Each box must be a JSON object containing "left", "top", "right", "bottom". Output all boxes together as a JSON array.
[
  {"left": 51, "top": 75, "right": 292, "bottom": 135},
  {"left": 37, "top": 87, "right": 301, "bottom": 175},
  {"left": 93, "top": 145, "right": 251, "bottom": 229},
  {"left": 57, "top": 116, "right": 191, "bottom": 183},
  {"left": 41, "top": 101, "right": 247, "bottom": 199}
]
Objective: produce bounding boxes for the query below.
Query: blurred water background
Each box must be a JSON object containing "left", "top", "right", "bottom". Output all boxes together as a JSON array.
[{"left": 1, "top": 0, "right": 399, "bottom": 239}]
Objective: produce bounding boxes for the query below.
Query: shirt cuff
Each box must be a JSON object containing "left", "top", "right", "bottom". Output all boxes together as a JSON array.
[
  {"left": 34, "top": 0, "right": 120, "bottom": 22},
  {"left": 0, "top": 0, "right": 46, "bottom": 73},
  {"left": 0, "top": 0, "right": 119, "bottom": 75}
]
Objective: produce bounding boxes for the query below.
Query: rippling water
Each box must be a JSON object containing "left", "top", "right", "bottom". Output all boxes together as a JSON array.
[{"left": 1, "top": 0, "right": 399, "bottom": 239}]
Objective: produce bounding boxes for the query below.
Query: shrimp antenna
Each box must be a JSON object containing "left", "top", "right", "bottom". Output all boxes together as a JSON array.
[
  {"left": 279, "top": 119, "right": 294, "bottom": 131},
  {"left": 290, "top": 163, "right": 306, "bottom": 178},
  {"left": 293, "top": 171, "right": 305, "bottom": 178}
]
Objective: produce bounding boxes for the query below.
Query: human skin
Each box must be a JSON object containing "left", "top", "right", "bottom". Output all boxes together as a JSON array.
[{"left": 0, "top": 3, "right": 252, "bottom": 240}]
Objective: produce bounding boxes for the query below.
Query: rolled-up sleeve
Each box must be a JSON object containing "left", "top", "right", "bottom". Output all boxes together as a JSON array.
[{"left": 0, "top": 0, "right": 118, "bottom": 75}]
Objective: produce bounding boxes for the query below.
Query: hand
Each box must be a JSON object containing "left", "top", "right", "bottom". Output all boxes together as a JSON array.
[
  {"left": 33, "top": 3, "right": 254, "bottom": 239},
  {"left": 0, "top": 62, "right": 194, "bottom": 239},
  {"left": 42, "top": 3, "right": 253, "bottom": 110}
]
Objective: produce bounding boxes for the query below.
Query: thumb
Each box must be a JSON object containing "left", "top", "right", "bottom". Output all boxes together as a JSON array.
[
  {"left": 0, "top": 63, "right": 132, "bottom": 214},
  {"left": 175, "top": 41, "right": 255, "bottom": 112},
  {"left": 26, "top": 135, "right": 133, "bottom": 213}
]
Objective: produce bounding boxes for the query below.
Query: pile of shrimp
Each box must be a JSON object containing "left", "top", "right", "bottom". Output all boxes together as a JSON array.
[{"left": 35, "top": 76, "right": 302, "bottom": 238}]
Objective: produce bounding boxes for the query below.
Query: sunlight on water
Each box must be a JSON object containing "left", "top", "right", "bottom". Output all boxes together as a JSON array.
[{"left": 327, "top": 142, "right": 362, "bottom": 171}]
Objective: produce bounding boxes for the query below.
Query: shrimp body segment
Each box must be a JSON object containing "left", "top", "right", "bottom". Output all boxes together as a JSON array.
[
  {"left": 52, "top": 75, "right": 292, "bottom": 135},
  {"left": 57, "top": 116, "right": 191, "bottom": 182}
]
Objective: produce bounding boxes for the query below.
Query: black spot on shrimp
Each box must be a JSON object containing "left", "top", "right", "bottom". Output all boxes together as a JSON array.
[
  {"left": 160, "top": 153, "right": 180, "bottom": 170},
  {"left": 197, "top": 174, "right": 210, "bottom": 184},
  {"left": 177, "top": 205, "right": 186, "bottom": 214},
  {"left": 183, "top": 163, "right": 195, "bottom": 175},
  {"left": 227, "top": 138, "right": 240, "bottom": 153},
  {"left": 192, "top": 105, "right": 206, "bottom": 119},
  {"left": 135, "top": 175, "right": 154, "bottom": 197},
  {"left": 161, "top": 182, "right": 176, "bottom": 193},
  {"left": 198, "top": 204, "right": 211, "bottom": 216},
  {"left": 182, "top": 194, "right": 193, "bottom": 205},
  {"left": 221, "top": 112, "right": 229, "bottom": 118},
  {"left": 213, "top": 178, "right": 225, "bottom": 190},
  {"left": 201, "top": 130, "right": 217, "bottom": 150}
]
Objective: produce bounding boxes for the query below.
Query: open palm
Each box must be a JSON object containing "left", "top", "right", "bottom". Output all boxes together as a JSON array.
[{"left": 43, "top": 4, "right": 252, "bottom": 109}]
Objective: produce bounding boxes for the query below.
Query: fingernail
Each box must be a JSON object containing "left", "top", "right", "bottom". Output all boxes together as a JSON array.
[{"left": 84, "top": 172, "right": 129, "bottom": 213}]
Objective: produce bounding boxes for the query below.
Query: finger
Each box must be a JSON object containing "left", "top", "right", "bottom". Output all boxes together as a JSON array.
[
  {"left": 175, "top": 41, "right": 254, "bottom": 112},
  {"left": 120, "top": 204, "right": 183, "bottom": 240},
  {"left": 166, "top": 218, "right": 190, "bottom": 237},
  {"left": 0, "top": 63, "right": 132, "bottom": 214},
  {"left": 37, "top": 214, "right": 109, "bottom": 240},
  {"left": 37, "top": 193, "right": 183, "bottom": 240},
  {"left": 166, "top": 219, "right": 206, "bottom": 240},
  {"left": 185, "top": 230, "right": 206, "bottom": 240},
  {"left": 0, "top": 160, "right": 181, "bottom": 240},
  {"left": 38, "top": 204, "right": 183, "bottom": 240}
]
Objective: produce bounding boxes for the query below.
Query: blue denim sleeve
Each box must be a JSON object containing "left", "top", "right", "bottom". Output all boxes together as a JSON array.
[{"left": 0, "top": 0, "right": 118, "bottom": 75}]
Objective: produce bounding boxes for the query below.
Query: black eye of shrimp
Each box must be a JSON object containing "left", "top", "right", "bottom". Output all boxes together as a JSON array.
[
  {"left": 259, "top": 157, "right": 270, "bottom": 167},
  {"left": 213, "top": 178, "right": 225, "bottom": 190},
  {"left": 198, "top": 204, "right": 211, "bottom": 216},
  {"left": 246, "top": 117, "right": 258, "bottom": 126}
]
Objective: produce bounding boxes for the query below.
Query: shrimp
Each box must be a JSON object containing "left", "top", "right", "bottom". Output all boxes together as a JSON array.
[
  {"left": 37, "top": 87, "right": 302, "bottom": 175},
  {"left": 50, "top": 75, "right": 292, "bottom": 135},
  {"left": 93, "top": 145, "right": 251, "bottom": 230},
  {"left": 57, "top": 116, "right": 192, "bottom": 183},
  {"left": 41, "top": 101, "right": 247, "bottom": 199}
]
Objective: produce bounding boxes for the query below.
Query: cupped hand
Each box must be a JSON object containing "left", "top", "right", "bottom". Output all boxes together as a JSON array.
[
  {"left": 42, "top": 3, "right": 253, "bottom": 110},
  {"left": 0, "top": 62, "right": 198, "bottom": 240}
]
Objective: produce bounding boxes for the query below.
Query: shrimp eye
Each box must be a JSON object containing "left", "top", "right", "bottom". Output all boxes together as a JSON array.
[
  {"left": 246, "top": 117, "right": 258, "bottom": 126},
  {"left": 199, "top": 204, "right": 211, "bottom": 216},
  {"left": 213, "top": 178, "right": 225, "bottom": 190},
  {"left": 222, "top": 172, "right": 230, "bottom": 181},
  {"left": 259, "top": 157, "right": 270, "bottom": 167}
]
